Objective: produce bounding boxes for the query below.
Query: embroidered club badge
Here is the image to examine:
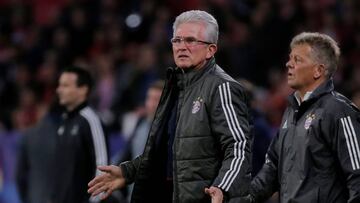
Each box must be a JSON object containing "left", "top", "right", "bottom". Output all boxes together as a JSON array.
[
  {"left": 304, "top": 114, "right": 315, "bottom": 130},
  {"left": 192, "top": 97, "right": 203, "bottom": 114}
]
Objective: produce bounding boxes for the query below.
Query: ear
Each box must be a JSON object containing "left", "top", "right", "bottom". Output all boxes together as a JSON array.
[
  {"left": 206, "top": 44, "right": 217, "bottom": 59},
  {"left": 314, "top": 64, "right": 325, "bottom": 79},
  {"left": 79, "top": 86, "right": 89, "bottom": 98}
]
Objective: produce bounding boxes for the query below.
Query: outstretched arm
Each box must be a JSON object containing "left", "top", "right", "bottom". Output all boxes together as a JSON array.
[{"left": 88, "top": 165, "right": 126, "bottom": 200}]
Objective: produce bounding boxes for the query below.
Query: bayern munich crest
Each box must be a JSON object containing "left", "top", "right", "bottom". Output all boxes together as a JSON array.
[
  {"left": 192, "top": 97, "right": 203, "bottom": 114},
  {"left": 304, "top": 113, "right": 315, "bottom": 130}
]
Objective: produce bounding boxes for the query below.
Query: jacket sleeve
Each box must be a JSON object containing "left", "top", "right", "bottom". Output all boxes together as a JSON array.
[
  {"left": 119, "top": 155, "right": 142, "bottom": 184},
  {"left": 250, "top": 132, "right": 280, "bottom": 202},
  {"left": 80, "top": 109, "right": 109, "bottom": 176},
  {"left": 331, "top": 107, "right": 360, "bottom": 202},
  {"left": 210, "top": 81, "right": 252, "bottom": 198}
]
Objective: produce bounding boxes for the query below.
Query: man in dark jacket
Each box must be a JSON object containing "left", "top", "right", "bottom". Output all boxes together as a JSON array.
[
  {"left": 88, "top": 10, "right": 253, "bottom": 203},
  {"left": 250, "top": 32, "right": 360, "bottom": 202},
  {"left": 54, "top": 67, "right": 108, "bottom": 203},
  {"left": 16, "top": 101, "right": 62, "bottom": 203}
]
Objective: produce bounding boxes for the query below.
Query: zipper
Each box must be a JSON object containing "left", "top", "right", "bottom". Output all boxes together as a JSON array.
[{"left": 172, "top": 68, "right": 185, "bottom": 202}]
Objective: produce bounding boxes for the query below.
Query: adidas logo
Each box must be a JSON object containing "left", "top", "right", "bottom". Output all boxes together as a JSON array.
[{"left": 282, "top": 120, "right": 288, "bottom": 129}]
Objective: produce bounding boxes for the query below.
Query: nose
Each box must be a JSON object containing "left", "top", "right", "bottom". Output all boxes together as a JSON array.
[{"left": 286, "top": 60, "right": 293, "bottom": 69}]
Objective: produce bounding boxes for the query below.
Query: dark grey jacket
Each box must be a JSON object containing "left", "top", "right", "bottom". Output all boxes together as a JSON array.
[
  {"left": 251, "top": 80, "right": 360, "bottom": 202},
  {"left": 16, "top": 111, "right": 60, "bottom": 203},
  {"left": 121, "top": 58, "right": 253, "bottom": 203}
]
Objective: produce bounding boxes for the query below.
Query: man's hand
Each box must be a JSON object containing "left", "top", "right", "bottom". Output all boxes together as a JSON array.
[
  {"left": 205, "top": 186, "right": 223, "bottom": 203},
  {"left": 88, "top": 165, "right": 126, "bottom": 200}
]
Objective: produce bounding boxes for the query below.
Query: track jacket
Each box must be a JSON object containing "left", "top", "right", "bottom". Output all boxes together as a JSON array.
[
  {"left": 251, "top": 79, "right": 360, "bottom": 202},
  {"left": 53, "top": 102, "right": 108, "bottom": 203},
  {"left": 120, "top": 58, "right": 253, "bottom": 203}
]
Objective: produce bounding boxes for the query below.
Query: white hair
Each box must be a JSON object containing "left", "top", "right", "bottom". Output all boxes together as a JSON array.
[{"left": 173, "top": 10, "right": 219, "bottom": 44}]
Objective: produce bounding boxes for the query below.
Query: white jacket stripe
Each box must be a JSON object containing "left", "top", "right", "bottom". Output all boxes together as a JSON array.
[
  {"left": 223, "top": 82, "right": 246, "bottom": 191},
  {"left": 341, "top": 116, "right": 360, "bottom": 170},
  {"left": 347, "top": 116, "right": 360, "bottom": 167},
  {"left": 217, "top": 82, "right": 246, "bottom": 191},
  {"left": 218, "top": 83, "right": 238, "bottom": 190},
  {"left": 344, "top": 117, "right": 360, "bottom": 169},
  {"left": 80, "top": 107, "right": 108, "bottom": 175}
]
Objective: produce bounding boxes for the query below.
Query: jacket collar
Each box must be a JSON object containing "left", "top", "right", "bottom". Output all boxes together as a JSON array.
[
  {"left": 167, "top": 57, "right": 216, "bottom": 90},
  {"left": 63, "top": 101, "right": 88, "bottom": 118},
  {"left": 288, "top": 78, "right": 334, "bottom": 107}
]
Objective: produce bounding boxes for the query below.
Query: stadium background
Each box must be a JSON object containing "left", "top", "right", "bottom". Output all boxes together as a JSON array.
[{"left": 1, "top": 0, "right": 360, "bottom": 202}]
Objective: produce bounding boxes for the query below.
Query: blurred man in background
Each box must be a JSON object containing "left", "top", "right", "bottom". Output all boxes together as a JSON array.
[
  {"left": 120, "top": 80, "right": 165, "bottom": 163},
  {"left": 114, "top": 80, "right": 164, "bottom": 202},
  {"left": 54, "top": 67, "right": 108, "bottom": 203}
]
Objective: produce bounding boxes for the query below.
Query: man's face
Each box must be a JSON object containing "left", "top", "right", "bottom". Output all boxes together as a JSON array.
[
  {"left": 57, "top": 72, "right": 86, "bottom": 111},
  {"left": 172, "top": 22, "right": 217, "bottom": 69},
  {"left": 286, "top": 43, "right": 320, "bottom": 93}
]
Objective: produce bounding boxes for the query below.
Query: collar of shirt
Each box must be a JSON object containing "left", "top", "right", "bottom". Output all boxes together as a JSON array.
[
  {"left": 294, "top": 91, "right": 313, "bottom": 105},
  {"left": 63, "top": 101, "right": 88, "bottom": 119}
]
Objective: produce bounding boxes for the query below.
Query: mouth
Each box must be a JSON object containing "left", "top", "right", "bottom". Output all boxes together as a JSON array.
[{"left": 177, "top": 54, "right": 189, "bottom": 59}]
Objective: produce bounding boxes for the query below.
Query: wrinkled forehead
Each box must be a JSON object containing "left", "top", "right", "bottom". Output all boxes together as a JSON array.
[
  {"left": 290, "top": 43, "right": 313, "bottom": 54},
  {"left": 174, "top": 21, "right": 207, "bottom": 37}
]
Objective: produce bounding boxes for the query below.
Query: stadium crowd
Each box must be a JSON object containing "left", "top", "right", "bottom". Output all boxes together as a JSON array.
[{"left": 1, "top": 0, "right": 360, "bottom": 202}]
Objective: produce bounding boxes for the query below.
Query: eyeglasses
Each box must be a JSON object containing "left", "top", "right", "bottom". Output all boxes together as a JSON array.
[{"left": 170, "top": 36, "right": 213, "bottom": 46}]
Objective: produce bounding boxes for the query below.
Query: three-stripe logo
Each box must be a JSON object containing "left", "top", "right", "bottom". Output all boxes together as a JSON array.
[
  {"left": 340, "top": 116, "right": 360, "bottom": 170},
  {"left": 217, "top": 82, "right": 246, "bottom": 191}
]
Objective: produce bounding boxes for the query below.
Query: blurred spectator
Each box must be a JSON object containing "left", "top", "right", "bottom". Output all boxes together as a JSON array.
[
  {"left": 51, "top": 27, "right": 74, "bottom": 68},
  {"left": 264, "top": 68, "right": 292, "bottom": 128},
  {"left": 0, "top": 64, "right": 32, "bottom": 130},
  {"left": 90, "top": 53, "right": 118, "bottom": 131},
  {"left": 32, "top": 0, "right": 65, "bottom": 26},
  {"left": 61, "top": 5, "right": 95, "bottom": 57},
  {"left": 11, "top": 87, "right": 41, "bottom": 131},
  {"left": 0, "top": 129, "right": 22, "bottom": 203},
  {"left": 118, "top": 80, "right": 164, "bottom": 163},
  {"left": 222, "top": 19, "right": 256, "bottom": 80},
  {"left": 114, "top": 80, "right": 164, "bottom": 202},
  {"left": 15, "top": 100, "right": 62, "bottom": 203},
  {"left": 35, "top": 51, "right": 59, "bottom": 105},
  {"left": 238, "top": 79, "right": 274, "bottom": 176},
  {"left": 111, "top": 43, "right": 160, "bottom": 129}
]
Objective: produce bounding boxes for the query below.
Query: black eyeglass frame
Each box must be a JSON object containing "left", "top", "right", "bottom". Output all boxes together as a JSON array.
[{"left": 170, "top": 36, "right": 214, "bottom": 46}]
